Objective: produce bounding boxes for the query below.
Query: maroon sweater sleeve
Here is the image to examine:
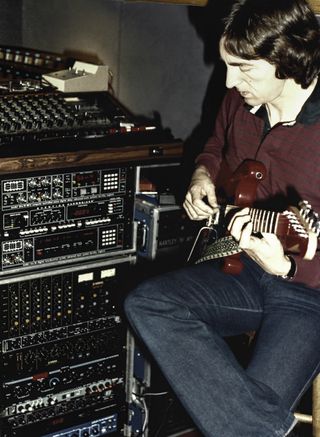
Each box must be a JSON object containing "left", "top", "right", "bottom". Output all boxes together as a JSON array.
[{"left": 195, "top": 88, "right": 241, "bottom": 180}]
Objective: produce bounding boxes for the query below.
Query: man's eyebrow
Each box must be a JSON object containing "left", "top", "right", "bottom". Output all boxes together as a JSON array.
[
  {"left": 219, "top": 55, "right": 253, "bottom": 66},
  {"left": 227, "top": 61, "right": 252, "bottom": 67}
]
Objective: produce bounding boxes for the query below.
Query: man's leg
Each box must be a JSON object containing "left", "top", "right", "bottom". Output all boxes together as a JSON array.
[
  {"left": 246, "top": 274, "right": 320, "bottom": 413},
  {"left": 124, "top": 259, "right": 296, "bottom": 437}
]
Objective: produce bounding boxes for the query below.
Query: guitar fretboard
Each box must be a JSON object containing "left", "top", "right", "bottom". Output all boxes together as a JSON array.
[{"left": 249, "top": 208, "right": 280, "bottom": 234}]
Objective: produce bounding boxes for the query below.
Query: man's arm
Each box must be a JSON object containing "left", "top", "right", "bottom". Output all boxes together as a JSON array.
[{"left": 183, "top": 89, "right": 241, "bottom": 221}]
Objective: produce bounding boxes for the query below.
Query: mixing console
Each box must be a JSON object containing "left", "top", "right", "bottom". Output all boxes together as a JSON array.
[{"left": 0, "top": 80, "right": 173, "bottom": 156}]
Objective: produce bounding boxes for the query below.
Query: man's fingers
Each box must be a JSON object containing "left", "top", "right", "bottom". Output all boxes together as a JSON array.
[
  {"left": 183, "top": 200, "right": 211, "bottom": 221},
  {"left": 227, "top": 208, "right": 251, "bottom": 241},
  {"left": 184, "top": 192, "right": 215, "bottom": 220},
  {"left": 238, "top": 221, "right": 253, "bottom": 248}
]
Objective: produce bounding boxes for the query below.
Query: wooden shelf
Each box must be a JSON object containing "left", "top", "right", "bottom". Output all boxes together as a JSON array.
[
  {"left": 0, "top": 142, "right": 184, "bottom": 174},
  {"left": 126, "top": 0, "right": 208, "bottom": 6}
]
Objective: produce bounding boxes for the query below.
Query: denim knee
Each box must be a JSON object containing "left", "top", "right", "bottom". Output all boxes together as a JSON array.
[{"left": 124, "top": 276, "right": 165, "bottom": 319}]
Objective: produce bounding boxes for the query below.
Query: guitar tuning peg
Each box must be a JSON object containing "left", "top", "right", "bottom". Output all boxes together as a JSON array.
[
  {"left": 299, "top": 200, "right": 311, "bottom": 211},
  {"left": 299, "top": 201, "right": 314, "bottom": 221}
]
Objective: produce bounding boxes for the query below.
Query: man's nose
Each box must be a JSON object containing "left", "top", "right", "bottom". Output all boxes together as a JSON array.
[{"left": 225, "top": 67, "right": 242, "bottom": 89}]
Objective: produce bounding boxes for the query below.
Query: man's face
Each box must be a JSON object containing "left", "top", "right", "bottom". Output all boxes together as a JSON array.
[{"left": 219, "top": 38, "right": 286, "bottom": 107}]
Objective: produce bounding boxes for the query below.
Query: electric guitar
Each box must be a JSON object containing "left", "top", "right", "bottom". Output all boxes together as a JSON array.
[{"left": 188, "top": 160, "right": 320, "bottom": 273}]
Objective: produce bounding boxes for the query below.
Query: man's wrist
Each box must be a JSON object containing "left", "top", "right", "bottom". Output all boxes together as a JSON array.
[
  {"left": 280, "top": 256, "right": 297, "bottom": 280},
  {"left": 194, "top": 165, "right": 211, "bottom": 179}
]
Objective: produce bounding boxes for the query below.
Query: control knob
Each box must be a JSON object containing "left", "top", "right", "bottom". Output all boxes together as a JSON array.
[
  {"left": 40, "top": 193, "right": 51, "bottom": 201},
  {"left": 28, "top": 194, "right": 37, "bottom": 202},
  {"left": 41, "top": 178, "right": 50, "bottom": 187},
  {"left": 17, "top": 194, "right": 27, "bottom": 204},
  {"left": 53, "top": 176, "right": 63, "bottom": 186},
  {"left": 52, "top": 190, "right": 62, "bottom": 199},
  {"left": 28, "top": 179, "right": 38, "bottom": 188},
  {"left": 49, "top": 377, "right": 60, "bottom": 388}
]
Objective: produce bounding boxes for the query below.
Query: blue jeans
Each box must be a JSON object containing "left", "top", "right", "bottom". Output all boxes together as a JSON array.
[{"left": 124, "top": 256, "right": 320, "bottom": 437}]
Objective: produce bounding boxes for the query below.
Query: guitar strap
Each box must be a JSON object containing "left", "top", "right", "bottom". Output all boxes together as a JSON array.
[
  {"left": 194, "top": 235, "right": 241, "bottom": 264},
  {"left": 188, "top": 203, "right": 242, "bottom": 265}
]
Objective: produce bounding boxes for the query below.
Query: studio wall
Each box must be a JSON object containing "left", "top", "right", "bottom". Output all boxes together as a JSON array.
[
  {"left": 0, "top": 0, "right": 232, "bottom": 156},
  {"left": 21, "top": 0, "right": 220, "bottom": 141},
  {"left": 0, "top": 0, "right": 22, "bottom": 46}
]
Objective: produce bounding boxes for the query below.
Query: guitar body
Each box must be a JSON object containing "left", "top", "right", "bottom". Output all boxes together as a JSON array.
[
  {"left": 219, "top": 160, "right": 266, "bottom": 274},
  {"left": 188, "top": 160, "right": 319, "bottom": 272}
]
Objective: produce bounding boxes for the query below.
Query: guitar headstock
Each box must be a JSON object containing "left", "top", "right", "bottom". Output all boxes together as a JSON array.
[
  {"left": 282, "top": 201, "right": 320, "bottom": 260},
  {"left": 298, "top": 200, "right": 320, "bottom": 237}
]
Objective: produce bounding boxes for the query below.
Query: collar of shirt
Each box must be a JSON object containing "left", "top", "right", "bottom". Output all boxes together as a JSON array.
[{"left": 245, "top": 76, "right": 320, "bottom": 127}]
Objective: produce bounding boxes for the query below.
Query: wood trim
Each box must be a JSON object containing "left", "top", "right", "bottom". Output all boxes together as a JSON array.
[
  {"left": 126, "top": 0, "right": 208, "bottom": 6},
  {"left": 308, "top": 0, "right": 320, "bottom": 13},
  {"left": 0, "top": 142, "right": 183, "bottom": 174}
]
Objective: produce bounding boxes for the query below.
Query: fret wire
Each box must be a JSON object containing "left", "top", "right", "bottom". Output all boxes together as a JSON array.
[
  {"left": 267, "top": 211, "right": 273, "bottom": 233},
  {"left": 273, "top": 211, "right": 280, "bottom": 234},
  {"left": 256, "top": 209, "right": 262, "bottom": 232},
  {"left": 250, "top": 208, "right": 257, "bottom": 232},
  {"left": 261, "top": 210, "right": 268, "bottom": 232},
  {"left": 268, "top": 210, "right": 273, "bottom": 232}
]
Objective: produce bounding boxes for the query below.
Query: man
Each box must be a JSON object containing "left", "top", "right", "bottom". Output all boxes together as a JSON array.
[{"left": 125, "top": 0, "right": 320, "bottom": 435}]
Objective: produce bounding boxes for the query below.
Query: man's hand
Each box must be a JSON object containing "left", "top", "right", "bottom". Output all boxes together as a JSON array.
[
  {"left": 183, "top": 165, "right": 218, "bottom": 221},
  {"left": 227, "top": 208, "right": 292, "bottom": 276}
]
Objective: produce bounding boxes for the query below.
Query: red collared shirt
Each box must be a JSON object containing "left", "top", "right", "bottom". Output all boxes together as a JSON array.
[{"left": 195, "top": 84, "right": 320, "bottom": 289}]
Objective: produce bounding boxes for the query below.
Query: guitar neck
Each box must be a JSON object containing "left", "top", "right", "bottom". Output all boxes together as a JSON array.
[
  {"left": 211, "top": 158, "right": 319, "bottom": 260},
  {"left": 211, "top": 202, "right": 319, "bottom": 259},
  {"left": 220, "top": 205, "right": 308, "bottom": 239},
  {"left": 248, "top": 208, "right": 281, "bottom": 235}
]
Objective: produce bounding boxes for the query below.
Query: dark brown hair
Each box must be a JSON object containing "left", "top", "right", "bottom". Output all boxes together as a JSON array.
[{"left": 222, "top": 0, "right": 320, "bottom": 88}]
